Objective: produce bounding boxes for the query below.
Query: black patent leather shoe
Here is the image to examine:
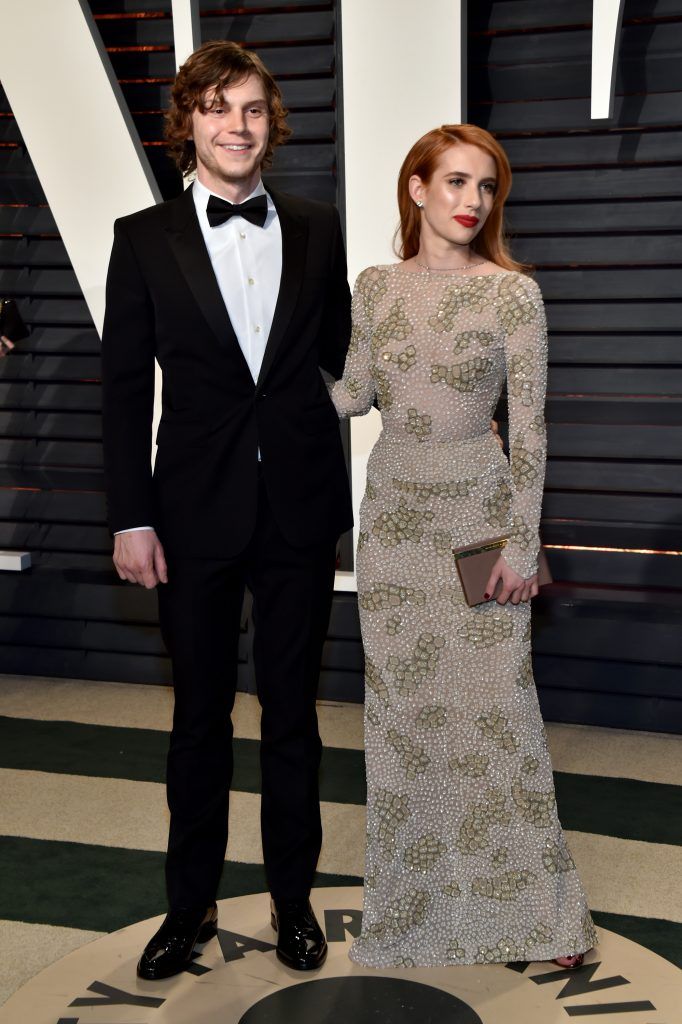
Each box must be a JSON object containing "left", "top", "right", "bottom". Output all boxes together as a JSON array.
[
  {"left": 271, "top": 898, "right": 327, "bottom": 971},
  {"left": 137, "top": 904, "right": 218, "bottom": 980}
]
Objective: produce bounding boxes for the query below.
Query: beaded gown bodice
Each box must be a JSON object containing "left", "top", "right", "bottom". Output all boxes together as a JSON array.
[{"left": 333, "top": 265, "right": 548, "bottom": 578}]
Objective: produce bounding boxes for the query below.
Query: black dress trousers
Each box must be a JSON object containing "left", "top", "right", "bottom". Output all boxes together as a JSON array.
[{"left": 158, "top": 470, "right": 337, "bottom": 909}]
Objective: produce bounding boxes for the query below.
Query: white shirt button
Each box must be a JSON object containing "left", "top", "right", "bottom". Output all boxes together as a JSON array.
[
  {"left": 239, "top": 231, "right": 246, "bottom": 239},
  {"left": 248, "top": 277, "right": 255, "bottom": 286},
  {"left": 254, "top": 325, "right": 261, "bottom": 333}
]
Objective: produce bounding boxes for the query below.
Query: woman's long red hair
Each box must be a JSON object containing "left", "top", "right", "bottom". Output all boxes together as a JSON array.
[{"left": 396, "top": 124, "right": 528, "bottom": 273}]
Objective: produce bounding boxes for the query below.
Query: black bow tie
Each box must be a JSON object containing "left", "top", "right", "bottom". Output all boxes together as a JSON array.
[{"left": 206, "top": 193, "right": 268, "bottom": 229}]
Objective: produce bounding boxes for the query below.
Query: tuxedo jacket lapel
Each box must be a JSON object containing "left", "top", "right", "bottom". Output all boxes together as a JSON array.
[
  {"left": 163, "top": 187, "right": 252, "bottom": 377},
  {"left": 256, "top": 188, "right": 308, "bottom": 391}
]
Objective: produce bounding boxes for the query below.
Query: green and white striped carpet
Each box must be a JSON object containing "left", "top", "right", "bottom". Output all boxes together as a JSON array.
[{"left": 0, "top": 674, "right": 680, "bottom": 1005}]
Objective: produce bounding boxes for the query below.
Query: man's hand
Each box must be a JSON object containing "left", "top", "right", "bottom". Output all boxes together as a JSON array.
[
  {"left": 484, "top": 554, "right": 539, "bottom": 606},
  {"left": 490, "top": 419, "right": 504, "bottom": 451},
  {"left": 113, "top": 530, "right": 168, "bottom": 589},
  {"left": 0, "top": 335, "right": 15, "bottom": 357}
]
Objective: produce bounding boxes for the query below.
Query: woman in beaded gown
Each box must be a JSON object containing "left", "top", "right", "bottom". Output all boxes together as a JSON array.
[{"left": 331, "top": 125, "right": 596, "bottom": 969}]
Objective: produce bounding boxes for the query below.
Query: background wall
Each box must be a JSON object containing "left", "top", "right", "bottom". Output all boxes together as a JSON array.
[
  {"left": 466, "top": 0, "right": 682, "bottom": 731},
  {"left": 0, "top": 0, "right": 680, "bottom": 731},
  {"left": 336, "top": 0, "right": 465, "bottom": 591}
]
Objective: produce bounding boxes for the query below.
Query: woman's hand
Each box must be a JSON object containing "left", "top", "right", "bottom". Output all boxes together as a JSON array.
[
  {"left": 490, "top": 419, "right": 504, "bottom": 451},
  {"left": 484, "top": 554, "right": 539, "bottom": 605},
  {"left": 0, "top": 335, "right": 15, "bottom": 357}
]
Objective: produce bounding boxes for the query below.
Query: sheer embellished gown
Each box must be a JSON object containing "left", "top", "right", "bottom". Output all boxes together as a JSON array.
[{"left": 331, "top": 265, "right": 596, "bottom": 968}]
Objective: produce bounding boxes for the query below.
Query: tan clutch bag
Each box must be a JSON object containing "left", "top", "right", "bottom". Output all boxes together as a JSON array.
[{"left": 452, "top": 535, "right": 552, "bottom": 607}]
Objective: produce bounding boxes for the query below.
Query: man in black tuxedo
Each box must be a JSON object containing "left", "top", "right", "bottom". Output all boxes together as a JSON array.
[{"left": 102, "top": 40, "right": 352, "bottom": 979}]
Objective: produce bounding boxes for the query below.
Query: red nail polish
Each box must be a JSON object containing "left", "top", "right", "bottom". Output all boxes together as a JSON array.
[{"left": 483, "top": 592, "right": 490, "bottom": 600}]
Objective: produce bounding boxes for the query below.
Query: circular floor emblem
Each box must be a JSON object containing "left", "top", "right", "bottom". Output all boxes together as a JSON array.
[
  {"left": 239, "top": 976, "right": 482, "bottom": 1024},
  {"left": 1, "top": 887, "right": 679, "bottom": 1023}
]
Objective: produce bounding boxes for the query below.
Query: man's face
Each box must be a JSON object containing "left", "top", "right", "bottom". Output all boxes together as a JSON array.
[{"left": 189, "top": 73, "right": 270, "bottom": 197}]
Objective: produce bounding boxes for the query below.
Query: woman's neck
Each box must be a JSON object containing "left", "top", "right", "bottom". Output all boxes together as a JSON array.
[{"left": 415, "top": 241, "right": 477, "bottom": 270}]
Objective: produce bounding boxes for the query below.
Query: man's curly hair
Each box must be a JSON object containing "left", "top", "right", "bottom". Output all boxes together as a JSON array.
[{"left": 165, "top": 40, "right": 291, "bottom": 175}]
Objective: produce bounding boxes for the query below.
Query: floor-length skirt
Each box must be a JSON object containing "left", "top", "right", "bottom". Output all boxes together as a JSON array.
[{"left": 350, "top": 432, "right": 596, "bottom": 967}]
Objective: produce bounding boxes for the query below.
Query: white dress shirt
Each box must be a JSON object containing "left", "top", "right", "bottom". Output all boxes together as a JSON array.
[
  {"left": 192, "top": 177, "right": 282, "bottom": 383},
  {"left": 116, "top": 177, "right": 282, "bottom": 535}
]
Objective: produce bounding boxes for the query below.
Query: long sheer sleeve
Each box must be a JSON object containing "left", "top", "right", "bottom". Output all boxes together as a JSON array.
[
  {"left": 499, "top": 275, "right": 548, "bottom": 578},
  {"left": 330, "top": 267, "right": 378, "bottom": 417}
]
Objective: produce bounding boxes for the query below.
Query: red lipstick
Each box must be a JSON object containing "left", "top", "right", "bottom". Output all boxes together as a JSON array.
[{"left": 454, "top": 215, "right": 479, "bottom": 228}]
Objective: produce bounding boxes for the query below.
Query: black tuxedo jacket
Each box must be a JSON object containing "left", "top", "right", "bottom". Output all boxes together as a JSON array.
[{"left": 101, "top": 184, "right": 353, "bottom": 558}]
